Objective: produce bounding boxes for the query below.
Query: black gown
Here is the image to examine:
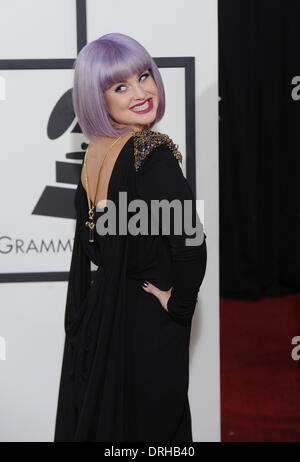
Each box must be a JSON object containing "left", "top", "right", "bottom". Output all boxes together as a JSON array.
[{"left": 54, "top": 129, "right": 207, "bottom": 442}]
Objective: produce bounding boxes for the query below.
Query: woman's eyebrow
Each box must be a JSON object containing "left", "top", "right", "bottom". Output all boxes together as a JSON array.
[
  {"left": 114, "top": 79, "right": 128, "bottom": 84},
  {"left": 114, "top": 71, "right": 145, "bottom": 85}
]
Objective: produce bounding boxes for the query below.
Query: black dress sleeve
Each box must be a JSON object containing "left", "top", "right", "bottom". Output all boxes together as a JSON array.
[
  {"left": 64, "top": 195, "right": 91, "bottom": 339},
  {"left": 135, "top": 146, "right": 207, "bottom": 323}
]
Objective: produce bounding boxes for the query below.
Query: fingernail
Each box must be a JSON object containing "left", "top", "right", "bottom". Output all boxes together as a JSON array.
[{"left": 142, "top": 281, "right": 149, "bottom": 287}]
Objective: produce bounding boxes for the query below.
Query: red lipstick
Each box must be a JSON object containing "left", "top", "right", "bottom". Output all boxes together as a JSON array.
[{"left": 129, "top": 98, "right": 153, "bottom": 114}]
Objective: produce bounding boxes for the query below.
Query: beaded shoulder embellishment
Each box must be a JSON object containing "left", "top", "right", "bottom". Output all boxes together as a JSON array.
[{"left": 133, "top": 129, "right": 182, "bottom": 171}]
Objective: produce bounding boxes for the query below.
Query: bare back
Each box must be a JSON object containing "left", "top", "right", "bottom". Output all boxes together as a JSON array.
[{"left": 81, "top": 133, "right": 133, "bottom": 208}]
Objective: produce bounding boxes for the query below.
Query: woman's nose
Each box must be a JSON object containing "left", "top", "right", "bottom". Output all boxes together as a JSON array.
[{"left": 132, "top": 84, "right": 147, "bottom": 100}]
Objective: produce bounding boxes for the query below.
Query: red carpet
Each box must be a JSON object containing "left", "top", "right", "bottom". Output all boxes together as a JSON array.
[{"left": 220, "top": 293, "right": 300, "bottom": 441}]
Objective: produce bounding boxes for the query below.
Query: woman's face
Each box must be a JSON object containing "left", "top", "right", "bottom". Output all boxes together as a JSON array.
[{"left": 103, "top": 69, "right": 160, "bottom": 131}]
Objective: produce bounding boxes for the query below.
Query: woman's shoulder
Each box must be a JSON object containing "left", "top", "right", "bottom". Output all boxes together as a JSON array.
[{"left": 133, "top": 128, "right": 182, "bottom": 172}]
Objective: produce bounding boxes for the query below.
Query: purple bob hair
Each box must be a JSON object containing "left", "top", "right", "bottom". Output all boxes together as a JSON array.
[{"left": 72, "top": 32, "right": 166, "bottom": 141}]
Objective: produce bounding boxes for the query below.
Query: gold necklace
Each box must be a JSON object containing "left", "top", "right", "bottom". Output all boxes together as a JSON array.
[{"left": 83, "top": 132, "right": 134, "bottom": 243}]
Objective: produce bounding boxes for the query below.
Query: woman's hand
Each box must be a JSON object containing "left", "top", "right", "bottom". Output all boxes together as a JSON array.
[{"left": 141, "top": 281, "right": 172, "bottom": 312}]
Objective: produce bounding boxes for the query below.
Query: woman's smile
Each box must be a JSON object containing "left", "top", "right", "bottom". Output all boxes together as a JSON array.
[{"left": 129, "top": 97, "right": 153, "bottom": 114}]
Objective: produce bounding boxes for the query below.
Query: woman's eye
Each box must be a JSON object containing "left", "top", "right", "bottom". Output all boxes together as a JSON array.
[
  {"left": 114, "top": 72, "right": 150, "bottom": 92},
  {"left": 140, "top": 72, "right": 150, "bottom": 81},
  {"left": 115, "top": 84, "right": 126, "bottom": 93}
]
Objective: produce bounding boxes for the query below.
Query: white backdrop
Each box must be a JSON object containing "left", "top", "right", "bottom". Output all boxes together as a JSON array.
[{"left": 0, "top": 0, "right": 219, "bottom": 442}]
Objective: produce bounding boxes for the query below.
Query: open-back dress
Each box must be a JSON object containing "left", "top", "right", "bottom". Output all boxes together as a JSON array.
[{"left": 54, "top": 129, "right": 207, "bottom": 442}]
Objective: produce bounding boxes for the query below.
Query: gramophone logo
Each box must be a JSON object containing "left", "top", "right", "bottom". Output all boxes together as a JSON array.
[{"left": 32, "top": 88, "right": 86, "bottom": 220}]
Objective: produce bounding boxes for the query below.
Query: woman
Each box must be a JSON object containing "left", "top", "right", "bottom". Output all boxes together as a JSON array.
[{"left": 54, "top": 32, "right": 207, "bottom": 442}]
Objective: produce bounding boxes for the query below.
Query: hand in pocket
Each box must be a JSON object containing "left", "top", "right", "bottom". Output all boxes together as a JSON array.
[{"left": 141, "top": 281, "right": 172, "bottom": 312}]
